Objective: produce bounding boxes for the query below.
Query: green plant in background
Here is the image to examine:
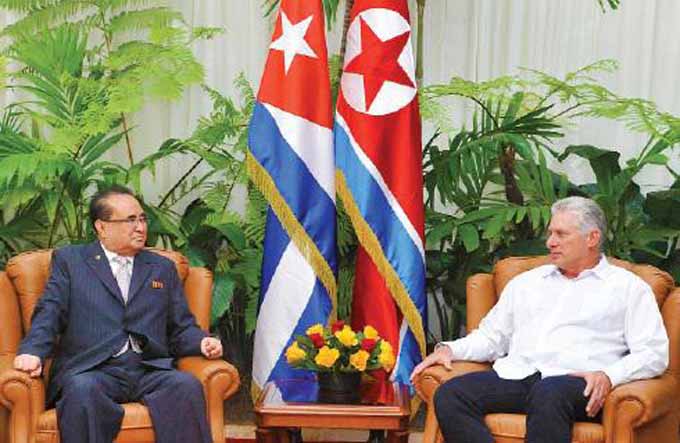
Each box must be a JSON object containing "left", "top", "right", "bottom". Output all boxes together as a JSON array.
[
  {"left": 558, "top": 136, "right": 680, "bottom": 275},
  {"left": 421, "top": 60, "right": 680, "bottom": 342},
  {"left": 136, "top": 78, "right": 265, "bottom": 371},
  {"left": 0, "top": 0, "right": 221, "bottom": 162},
  {"left": 0, "top": 1, "right": 221, "bottom": 265},
  {"left": 0, "top": 0, "right": 267, "bottom": 379}
]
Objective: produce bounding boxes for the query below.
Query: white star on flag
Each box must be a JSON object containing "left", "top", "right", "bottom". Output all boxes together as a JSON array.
[{"left": 269, "top": 12, "right": 317, "bottom": 74}]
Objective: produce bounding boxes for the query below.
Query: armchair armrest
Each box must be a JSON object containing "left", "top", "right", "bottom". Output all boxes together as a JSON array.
[
  {"left": 414, "top": 361, "right": 492, "bottom": 404},
  {"left": 413, "top": 361, "right": 491, "bottom": 443},
  {"left": 177, "top": 356, "right": 240, "bottom": 443},
  {"left": 0, "top": 354, "right": 46, "bottom": 443},
  {"left": 602, "top": 373, "right": 677, "bottom": 443},
  {"left": 177, "top": 356, "right": 240, "bottom": 400}
]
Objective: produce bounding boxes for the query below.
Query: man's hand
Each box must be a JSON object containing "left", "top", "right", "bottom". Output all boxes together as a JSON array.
[
  {"left": 570, "top": 370, "right": 612, "bottom": 417},
  {"left": 13, "top": 354, "right": 42, "bottom": 378},
  {"left": 200, "top": 336, "right": 223, "bottom": 360},
  {"left": 410, "top": 345, "right": 455, "bottom": 382}
]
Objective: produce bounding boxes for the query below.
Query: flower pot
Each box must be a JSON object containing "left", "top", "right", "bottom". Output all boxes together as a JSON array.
[{"left": 317, "top": 371, "right": 361, "bottom": 404}]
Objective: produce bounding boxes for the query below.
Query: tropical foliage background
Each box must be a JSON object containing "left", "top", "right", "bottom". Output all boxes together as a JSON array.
[{"left": 0, "top": 0, "right": 678, "bottom": 388}]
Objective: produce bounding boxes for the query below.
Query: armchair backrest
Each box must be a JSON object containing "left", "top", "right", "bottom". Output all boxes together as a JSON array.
[
  {"left": 465, "top": 255, "right": 680, "bottom": 378},
  {"left": 0, "top": 247, "right": 213, "bottom": 360}
]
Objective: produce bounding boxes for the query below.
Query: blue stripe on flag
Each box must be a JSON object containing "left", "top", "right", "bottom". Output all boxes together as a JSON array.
[
  {"left": 392, "top": 329, "right": 421, "bottom": 389},
  {"left": 249, "top": 103, "right": 337, "bottom": 274},
  {"left": 335, "top": 121, "right": 426, "bottom": 317},
  {"left": 259, "top": 208, "right": 291, "bottom": 305}
]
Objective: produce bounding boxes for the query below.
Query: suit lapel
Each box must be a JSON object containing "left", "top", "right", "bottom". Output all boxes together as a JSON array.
[
  {"left": 83, "top": 242, "right": 126, "bottom": 305},
  {"left": 128, "top": 250, "right": 154, "bottom": 303}
]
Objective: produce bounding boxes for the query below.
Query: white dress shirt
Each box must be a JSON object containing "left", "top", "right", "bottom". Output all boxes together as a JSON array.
[
  {"left": 442, "top": 257, "right": 669, "bottom": 387},
  {"left": 101, "top": 243, "right": 142, "bottom": 355}
]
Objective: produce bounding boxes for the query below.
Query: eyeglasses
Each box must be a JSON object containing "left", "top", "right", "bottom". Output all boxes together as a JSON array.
[{"left": 102, "top": 215, "right": 148, "bottom": 227}]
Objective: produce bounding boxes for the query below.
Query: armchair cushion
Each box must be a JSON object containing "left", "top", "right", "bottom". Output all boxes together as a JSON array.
[
  {"left": 483, "top": 414, "right": 603, "bottom": 443},
  {"left": 36, "top": 404, "right": 155, "bottom": 443}
]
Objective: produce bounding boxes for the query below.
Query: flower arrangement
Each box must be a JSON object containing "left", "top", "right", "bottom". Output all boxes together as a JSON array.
[{"left": 285, "top": 321, "right": 395, "bottom": 373}]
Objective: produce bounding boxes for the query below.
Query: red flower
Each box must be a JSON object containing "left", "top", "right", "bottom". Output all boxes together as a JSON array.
[
  {"left": 331, "top": 320, "right": 345, "bottom": 333},
  {"left": 309, "top": 333, "right": 325, "bottom": 348},
  {"left": 361, "top": 338, "right": 377, "bottom": 351}
]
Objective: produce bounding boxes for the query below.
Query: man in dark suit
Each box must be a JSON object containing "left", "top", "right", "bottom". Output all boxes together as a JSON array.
[{"left": 13, "top": 186, "right": 223, "bottom": 443}]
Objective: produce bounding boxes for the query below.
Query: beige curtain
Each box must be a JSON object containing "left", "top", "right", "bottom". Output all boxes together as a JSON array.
[{"left": 1, "top": 0, "right": 679, "bottom": 197}]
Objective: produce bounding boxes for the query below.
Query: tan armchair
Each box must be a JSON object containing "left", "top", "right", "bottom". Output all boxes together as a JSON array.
[
  {"left": 414, "top": 256, "right": 680, "bottom": 443},
  {"left": 0, "top": 248, "right": 241, "bottom": 443}
]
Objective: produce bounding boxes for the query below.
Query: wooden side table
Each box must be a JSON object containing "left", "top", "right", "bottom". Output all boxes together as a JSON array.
[{"left": 254, "top": 379, "right": 410, "bottom": 443}]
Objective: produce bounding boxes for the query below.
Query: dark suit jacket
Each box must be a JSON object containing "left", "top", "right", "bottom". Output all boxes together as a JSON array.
[{"left": 18, "top": 242, "right": 207, "bottom": 405}]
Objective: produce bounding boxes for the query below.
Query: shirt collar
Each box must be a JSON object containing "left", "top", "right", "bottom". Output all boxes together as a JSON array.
[
  {"left": 100, "top": 242, "right": 134, "bottom": 266},
  {"left": 541, "top": 255, "right": 610, "bottom": 280}
]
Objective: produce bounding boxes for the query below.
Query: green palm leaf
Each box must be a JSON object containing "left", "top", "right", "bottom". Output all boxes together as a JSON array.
[
  {"left": 108, "top": 7, "right": 183, "bottom": 35},
  {"left": 2, "top": 0, "right": 94, "bottom": 37}
]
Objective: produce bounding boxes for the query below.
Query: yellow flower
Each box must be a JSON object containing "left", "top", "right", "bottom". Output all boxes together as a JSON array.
[
  {"left": 306, "top": 323, "right": 324, "bottom": 336},
  {"left": 378, "top": 341, "right": 395, "bottom": 371},
  {"left": 363, "top": 325, "right": 379, "bottom": 340},
  {"left": 349, "top": 350, "right": 370, "bottom": 371},
  {"left": 334, "top": 325, "right": 358, "bottom": 347},
  {"left": 315, "top": 346, "right": 340, "bottom": 368},
  {"left": 285, "top": 341, "right": 306, "bottom": 364}
]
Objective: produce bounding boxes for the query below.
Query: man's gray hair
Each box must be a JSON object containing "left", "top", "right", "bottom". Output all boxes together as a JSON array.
[{"left": 550, "top": 197, "right": 607, "bottom": 249}]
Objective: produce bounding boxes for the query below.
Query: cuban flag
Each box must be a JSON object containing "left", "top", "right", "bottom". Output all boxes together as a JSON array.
[
  {"left": 334, "top": 0, "right": 426, "bottom": 401},
  {"left": 248, "top": 0, "right": 336, "bottom": 400}
]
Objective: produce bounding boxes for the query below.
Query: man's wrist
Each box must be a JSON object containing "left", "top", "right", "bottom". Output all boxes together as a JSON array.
[
  {"left": 602, "top": 367, "right": 623, "bottom": 388},
  {"left": 434, "top": 342, "right": 455, "bottom": 359}
]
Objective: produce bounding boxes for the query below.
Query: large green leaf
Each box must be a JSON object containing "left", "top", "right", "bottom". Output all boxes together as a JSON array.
[
  {"left": 501, "top": 92, "right": 524, "bottom": 126},
  {"left": 458, "top": 223, "right": 480, "bottom": 252},
  {"left": 210, "top": 272, "right": 236, "bottom": 326},
  {"left": 10, "top": 24, "right": 87, "bottom": 80},
  {"left": 184, "top": 245, "right": 208, "bottom": 267},
  {"left": 80, "top": 130, "right": 127, "bottom": 166},
  {"left": 482, "top": 211, "right": 506, "bottom": 240},
  {"left": 558, "top": 145, "right": 621, "bottom": 193},
  {"left": 644, "top": 189, "right": 680, "bottom": 230},
  {"left": 213, "top": 223, "right": 246, "bottom": 249},
  {"left": 144, "top": 205, "right": 184, "bottom": 244},
  {"left": 425, "top": 216, "right": 455, "bottom": 246}
]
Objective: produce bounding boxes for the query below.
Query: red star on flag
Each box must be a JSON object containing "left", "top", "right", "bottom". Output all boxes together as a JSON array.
[{"left": 344, "top": 17, "right": 414, "bottom": 111}]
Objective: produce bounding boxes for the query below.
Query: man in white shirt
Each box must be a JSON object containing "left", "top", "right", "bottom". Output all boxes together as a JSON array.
[{"left": 411, "top": 197, "right": 669, "bottom": 443}]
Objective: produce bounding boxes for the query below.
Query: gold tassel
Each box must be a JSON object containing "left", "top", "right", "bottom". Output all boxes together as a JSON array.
[
  {"left": 250, "top": 380, "right": 262, "bottom": 404},
  {"left": 336, "top": 170, "right": 426, "bottom": 359},
  {"left": 246, "top": 153, "right": 337, "bottom": 318}
]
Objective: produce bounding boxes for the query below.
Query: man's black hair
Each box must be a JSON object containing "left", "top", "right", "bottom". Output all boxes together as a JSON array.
[{"left": 89, "top": 185, "right": 138, "bottom": 230}]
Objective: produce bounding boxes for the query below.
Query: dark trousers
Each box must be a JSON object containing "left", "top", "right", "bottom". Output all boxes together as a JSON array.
[
  {"left": 55, "top": 350, "right": 211, "bottom": 443},
  {"left": 433, "top": 370, "right": 600, "bottom": 443}
]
